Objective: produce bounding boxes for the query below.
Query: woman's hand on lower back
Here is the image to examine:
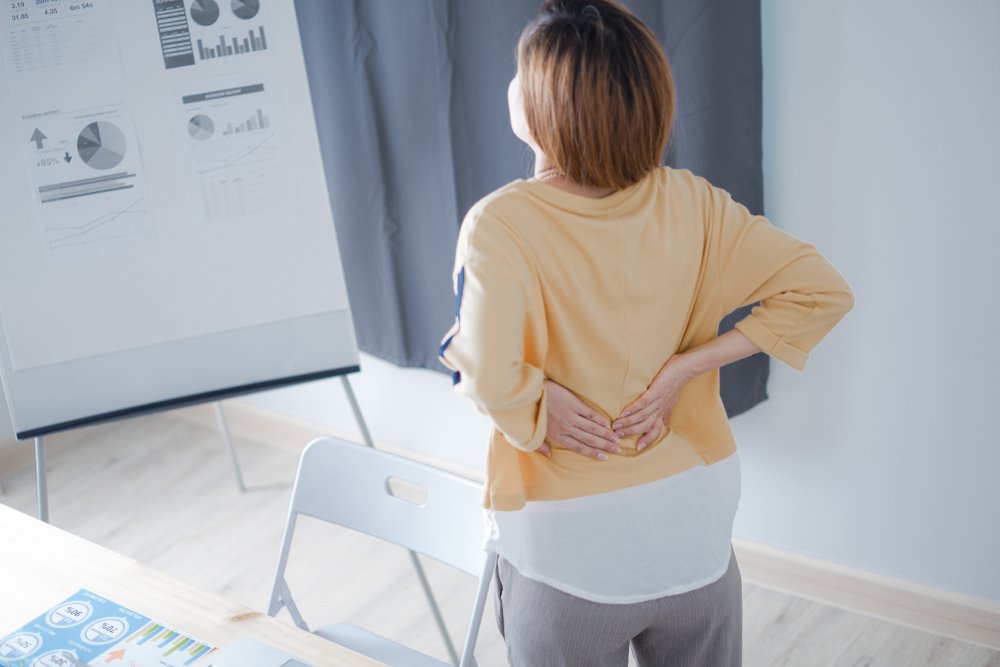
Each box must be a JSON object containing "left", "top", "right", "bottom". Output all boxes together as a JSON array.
[
  {"left": 614, "top": 331, "right": 760, "bottom": 449},
  {"left": 542, "top": 379, "right": 620, "bottom": 460},
  {"left": 613, "top": 355, "right": 696, "bottom": 450}
]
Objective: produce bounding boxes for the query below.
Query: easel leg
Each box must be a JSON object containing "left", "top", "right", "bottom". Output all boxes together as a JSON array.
[
  {"left": 339, "top": 375, "right": 375, "bottom": 448},
  {"left": 215, "top": 401, "right": 246, "bottom": 492},
  {"left": 340, "top": 375, "right": 460, "bottom": 665},
  {"left": 35, "top": 436, "right": 48, "bottom": 523}
]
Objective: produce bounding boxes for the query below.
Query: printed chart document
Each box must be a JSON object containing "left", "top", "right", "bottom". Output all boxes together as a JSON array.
[
  {"left": 19, "top": 101, "right": 153, "bottom": 252},
  {"left": 0, "top": 589, "right": 217, "bottom": 666},
  {"left": 1, "top": 0, "right": 124, "bottom": 97}
]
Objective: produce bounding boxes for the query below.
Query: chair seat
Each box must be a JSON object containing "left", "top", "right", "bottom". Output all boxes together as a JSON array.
[{"left": 315, "top": 623, "right": 453, "bottom": 667}]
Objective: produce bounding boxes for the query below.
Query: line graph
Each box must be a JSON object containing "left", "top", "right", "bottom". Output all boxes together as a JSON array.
[
  {"left": 192, "top": 132, "right": 282, "bottom": 220},
  {"left": 195, "top": 133, "right": 273, "bottom": 174},
  {"left": 45, "top": 197, "right": 150, "bottom": 249}
]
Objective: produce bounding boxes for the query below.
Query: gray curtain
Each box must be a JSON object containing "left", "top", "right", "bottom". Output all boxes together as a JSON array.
[{"left": 294, "top": 0, "right": 767, "bottom": 417}]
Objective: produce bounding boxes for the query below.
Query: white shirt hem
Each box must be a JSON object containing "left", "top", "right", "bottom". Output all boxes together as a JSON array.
[{"left": 494, "top": 547, "right": 734, "bottom": 605}]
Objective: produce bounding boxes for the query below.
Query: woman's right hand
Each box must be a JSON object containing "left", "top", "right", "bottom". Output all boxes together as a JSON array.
[{"left": 540, "top": 379, "right": 620, "bottom": 460}]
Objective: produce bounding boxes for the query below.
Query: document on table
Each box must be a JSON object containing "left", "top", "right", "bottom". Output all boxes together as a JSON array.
[{"left": 0, "top": 589, "right": 217, "bottom": 666}]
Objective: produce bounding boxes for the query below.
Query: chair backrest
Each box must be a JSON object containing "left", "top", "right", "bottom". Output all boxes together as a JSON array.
[
  {"left": 268, "top": 437, "right": 496, "bottom": 666},
  {"left": 288, "top": 436, "right": 488, "bottom": 577}
]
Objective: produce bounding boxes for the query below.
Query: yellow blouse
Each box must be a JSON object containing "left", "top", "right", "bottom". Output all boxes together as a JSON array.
[{"left": 439, "top": 166, "right": 854, "bottom": 511}]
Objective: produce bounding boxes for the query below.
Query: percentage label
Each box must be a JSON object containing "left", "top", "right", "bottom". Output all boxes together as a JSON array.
[
  {"left": 82, "top": 617, "right": 129, "bottom": 645},
  {"left": 46, "top": 601, "right": 93, "bottom": 627}
]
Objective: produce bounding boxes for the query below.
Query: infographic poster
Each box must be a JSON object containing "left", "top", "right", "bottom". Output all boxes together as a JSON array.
[
  {"left": 178, "top": 78, "right": 287, "bottom": 224},
  {"left": 0, "top": 589, "right": 217, "bottom": 667},
  {"left": 19, "top": 101, "right": 153, "bottom": 253}
]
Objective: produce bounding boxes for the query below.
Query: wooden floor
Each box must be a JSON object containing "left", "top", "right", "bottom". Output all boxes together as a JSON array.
[{"left": 1, "top": 411, "right": 997, "bottom": 667}]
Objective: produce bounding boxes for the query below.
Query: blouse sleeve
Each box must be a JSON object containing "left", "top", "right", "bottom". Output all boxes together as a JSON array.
[
  {"left": 706, "top": 180, "right": 855, "bottom": 371},
  {"left": 438, "top": 209, "right": 548, "bottom": 452}
]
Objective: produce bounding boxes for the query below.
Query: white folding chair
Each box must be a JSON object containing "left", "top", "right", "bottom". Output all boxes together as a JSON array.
[{"left": 266, "top": 436, "right": 496, "bottom": 667}]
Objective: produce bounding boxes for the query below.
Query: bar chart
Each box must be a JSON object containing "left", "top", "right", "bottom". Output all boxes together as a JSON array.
[
  {"left": 222, "top": 108, "right": 269, "bottom": 136},
  {"left": 38, "top": 172, "right": 138, "bottom": 204},
  {"left": 196, "top": 25, "right": 267, "bottom": 60},
  {"left": 119, "top": 621, "right": 216, "bottom": 666}
]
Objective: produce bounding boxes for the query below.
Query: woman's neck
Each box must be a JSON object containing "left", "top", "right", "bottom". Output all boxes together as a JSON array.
[{"left": 533, "top": 153, "right": 616, "bottom": 199}]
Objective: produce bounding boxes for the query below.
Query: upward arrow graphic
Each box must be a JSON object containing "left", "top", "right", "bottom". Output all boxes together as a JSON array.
[{"left": 30, "top": 127, "right": 47, "bottom": 149}]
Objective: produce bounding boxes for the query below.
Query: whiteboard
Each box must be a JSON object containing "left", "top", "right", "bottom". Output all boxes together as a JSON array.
[{"left": 0, "top": 0, "right": 359, "bottom": 439}]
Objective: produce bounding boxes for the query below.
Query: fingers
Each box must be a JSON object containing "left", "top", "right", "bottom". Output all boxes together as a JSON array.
[
  {"left": 612, "top": 406, "right": 661, "bottom": 439},
  {"left": 573, "top": 412, "right": 617, "bottom": 443},
  {"left": 570, "top": 426, "right": 620, "bottom": 454},
  {"left": 619, "top": 395, "right": 648, "bottom": 421},
  {"left": 621, "top": 412, "right": 661, "bottom": 451},
  {"left": 551, "top": 415, "right": 620, "bottom": 455},
  {"left": 560, "top": 435, "right": 615, "bottom": 460},
  {"left": 636, "top": 412, "right": 668, "bottom": 450},
  {"left": 535, "top": 441, "right": 552, "bottom": 458}
]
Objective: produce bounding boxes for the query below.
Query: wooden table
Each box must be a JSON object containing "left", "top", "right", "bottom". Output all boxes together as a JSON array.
[{"left": 0, "top": 503, "right": 381, "bottom": 666}]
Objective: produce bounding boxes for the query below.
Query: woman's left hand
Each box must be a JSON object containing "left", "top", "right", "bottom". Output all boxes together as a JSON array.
[{"left": 613, "top": 355, "right": 695, "bottom": 450}]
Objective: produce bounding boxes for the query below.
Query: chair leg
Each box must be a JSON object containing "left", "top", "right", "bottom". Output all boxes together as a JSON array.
[
  {"left": 459, "top": 551, "right": 497, "bottom": 667},
  {"left": 279, "top": 579, "right": 309, "bottom": 632},
  {"left": 410, "top": 550, "right": 461, "bottom": 666}
]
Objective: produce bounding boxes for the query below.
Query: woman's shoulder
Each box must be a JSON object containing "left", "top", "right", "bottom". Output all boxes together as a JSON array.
[
  {"left": 454, "top": 182, "right": 537, "bottom": 266},
  {"left": 464, "top": 179, "right": 536, "bottom": 223},
  {"left": 459, "top": 181, "right": 524, "bottom": 233},
  {"left": 658, "top": 165, "right": 714, "bottom": 196}
]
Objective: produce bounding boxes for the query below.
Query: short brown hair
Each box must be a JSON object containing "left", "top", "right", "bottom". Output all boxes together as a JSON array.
[{"left": 517, "top": 0, "right": 675, "bottom": 190}]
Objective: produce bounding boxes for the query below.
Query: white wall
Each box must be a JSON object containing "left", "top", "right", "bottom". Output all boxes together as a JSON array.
[
  {"left": 737, "top": 0, "right": 1000, "bottom": 604},
  {"left": 241, "top": 1, "right": 1000, "bottom": 605}
]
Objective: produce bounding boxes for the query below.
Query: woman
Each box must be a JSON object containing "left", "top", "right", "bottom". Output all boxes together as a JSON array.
[{"left": 439, "top": 1, "right": 855, "bottom": 665}]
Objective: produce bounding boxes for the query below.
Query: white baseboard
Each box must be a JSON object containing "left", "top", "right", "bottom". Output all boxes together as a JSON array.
[{"left": 731, "top": 538, "right": 1000, "bottom": 650}]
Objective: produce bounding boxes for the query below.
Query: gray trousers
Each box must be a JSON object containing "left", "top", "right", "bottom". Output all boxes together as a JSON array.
[{"left": 493, "top": 545, "right": 742, "bottom": 666}]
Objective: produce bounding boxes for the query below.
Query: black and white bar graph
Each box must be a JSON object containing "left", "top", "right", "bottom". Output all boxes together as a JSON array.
[
  {"left": 197, "top": 26, "right": 267, "bottom": 60},
  {"left": 38, "top": 172, "right": 138, "bottom": 204},
  {"left": 222, "top": 108, "right": 269, "bottom": 136}
]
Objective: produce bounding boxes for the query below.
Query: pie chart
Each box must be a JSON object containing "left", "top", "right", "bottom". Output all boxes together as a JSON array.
[
  {"left": 231, "top": 0, "right": 259, "bottom": 20},
  {"left": 190, "top": 0, "right": 219, "bottom": 26},
  {"left": 77, "top": 121, "right": 127, "bottom": 170},
  {"left": 188, "top": 114, "right": 215, "bottom": 141}
]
